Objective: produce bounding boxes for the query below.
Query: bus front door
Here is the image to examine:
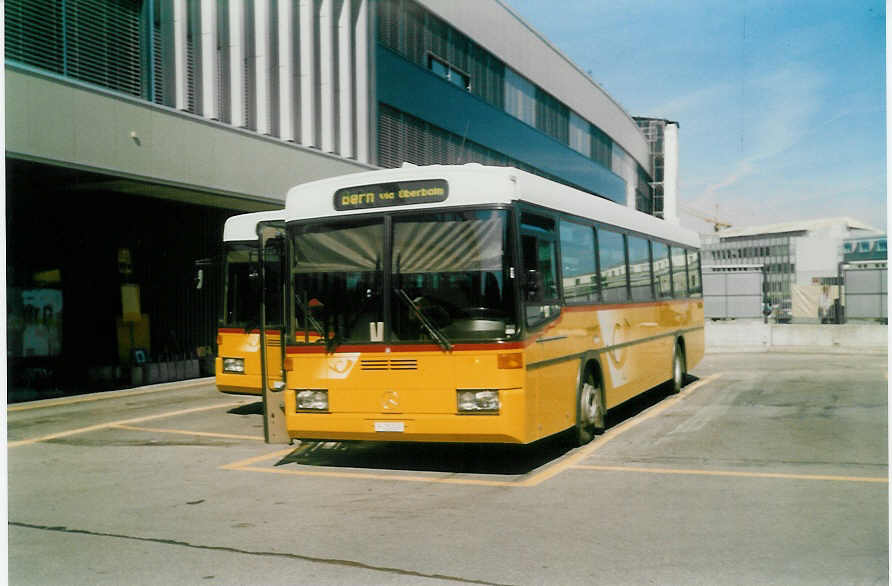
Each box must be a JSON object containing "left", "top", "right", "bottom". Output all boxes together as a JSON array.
[{"left": 259, "top": 222, "right": 289, "bottom": 444}]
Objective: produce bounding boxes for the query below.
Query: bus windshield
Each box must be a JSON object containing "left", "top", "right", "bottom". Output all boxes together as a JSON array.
[
  {"left": 223, "top": 244, "right": 260, "bottom": 329},
  {"left": 290, "top": 209, "right": 517, "bottom": 346},
  {"left": 222, "top": 242, "right": 282, "bottom": 329}
]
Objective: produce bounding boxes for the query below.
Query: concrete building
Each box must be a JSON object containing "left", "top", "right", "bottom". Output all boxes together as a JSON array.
[
  {"left": 6, "top": 0, "right": 667, "bottom": 396},
  {"left": 701, "top": 217, "right": 880, "bottom": 322},
  {"left": 634, "top": 117, "right": 679, "bottom": 223},
  {"left": 840, "top": 234, "right": 887, "bottom": 323}
]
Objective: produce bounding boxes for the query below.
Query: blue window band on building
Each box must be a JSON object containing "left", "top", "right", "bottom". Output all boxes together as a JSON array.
[{"left": 376, "top": 47, "right": 628, "bottom": 205}]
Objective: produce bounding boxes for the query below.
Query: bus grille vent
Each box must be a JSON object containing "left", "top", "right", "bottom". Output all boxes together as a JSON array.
[
  {"left": 389, "top": 359, "right": 418, "bottom": 370},
  {"left": 360, "top": 359, "right": 418, "bottom": 371},
  {"left": 361, "top": 359, "right": 388, "bottom": 371}
]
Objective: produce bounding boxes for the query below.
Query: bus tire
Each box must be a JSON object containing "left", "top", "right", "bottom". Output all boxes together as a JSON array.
[
  {"left": 575, "top": 367, "right": 605, "bottom": 446},
  {"left": 670, "top": 342, "right": 686, "bottom": 395}
]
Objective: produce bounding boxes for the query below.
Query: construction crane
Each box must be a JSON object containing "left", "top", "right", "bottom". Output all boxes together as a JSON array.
[{"left": 680, "top": 204, "right": 732, "bottom": 232}]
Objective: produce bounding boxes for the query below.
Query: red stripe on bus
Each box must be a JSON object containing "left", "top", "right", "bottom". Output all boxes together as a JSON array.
[{"left": 218, "top": 328, "right": 281, "bottom": 335}]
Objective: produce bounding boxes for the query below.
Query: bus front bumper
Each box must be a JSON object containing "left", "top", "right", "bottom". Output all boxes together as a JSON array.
[
  {"left": 215, "top": 370, "right": 262, "bottom": 396},
  {"left": 285, "top": 389, "right": 530, "bottom": 444}
]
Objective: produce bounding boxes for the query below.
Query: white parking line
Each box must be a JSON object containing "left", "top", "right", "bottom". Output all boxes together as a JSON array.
[
  {"left": 572, "top": 464, "right": 889, "bottom": 484},
  {"left": 112, "top": 424, "right": 264, "bottom": 441},
  {"left": 9, "top": 402, "right": 243, "bottom": 447}
]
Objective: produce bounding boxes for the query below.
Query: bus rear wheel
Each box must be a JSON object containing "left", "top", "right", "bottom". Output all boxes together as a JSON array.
[
  {"left": 670, "top": 343, "right": 686, "bottom": 395},
  {"left": 576, "top": 369, "right": 605, "bottom": 446}
]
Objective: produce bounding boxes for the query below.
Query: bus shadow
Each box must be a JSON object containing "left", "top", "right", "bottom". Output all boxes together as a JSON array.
[
  {"left": 272, "top": 375, "right": 699, "bottom": 476},
  {"left": 228, "top": 402, "right": 263, "bottom": 415},
  {"left": 275, "top": 434, "right": 575, "bottom": 476}
]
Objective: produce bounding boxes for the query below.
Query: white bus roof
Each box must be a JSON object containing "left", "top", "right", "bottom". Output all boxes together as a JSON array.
[
  {"left": 284, "top": 164, "right": 700, "bottom": 248},
  {"left": 223, "top": 209, "right": 285, "bottom": 242}
]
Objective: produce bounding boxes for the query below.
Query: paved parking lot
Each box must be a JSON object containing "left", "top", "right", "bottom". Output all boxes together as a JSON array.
[{"left": 8, "top": 353, "right": 888, "bottom": 585}]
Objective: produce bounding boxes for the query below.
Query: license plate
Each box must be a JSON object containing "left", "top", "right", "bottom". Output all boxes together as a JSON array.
[{"left": 374, "top": 421, "right": 405, "bottom": 433}]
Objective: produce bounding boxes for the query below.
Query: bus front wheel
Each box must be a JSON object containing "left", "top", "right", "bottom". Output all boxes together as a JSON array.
[
  {"left": 575, "top": 368, "right": 605, "bottom": 446},
  {"left": 670, "top": 343, "right": 686, "bottom": 395}
]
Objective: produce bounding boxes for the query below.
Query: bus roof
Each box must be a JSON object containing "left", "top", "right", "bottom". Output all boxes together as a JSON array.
[
  {"left": 223, "top": 209, "right": 285, "bottom": 242},
  {"left": 284, "top": 164, "right": 700, "bottom": 248}
]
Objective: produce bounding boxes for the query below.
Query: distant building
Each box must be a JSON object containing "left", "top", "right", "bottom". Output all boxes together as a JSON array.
[
  {"left": 701, "top": 217, "right": 880, "bottom": 321},
  {"left": 842, "top": 234, "right": 887, "bottom": 266},
  {"left": 841, "top": 234, "right": 887, "bottom": 322},
  {"left": 634, "top": 117, "right": 679, "bottom": 223}
]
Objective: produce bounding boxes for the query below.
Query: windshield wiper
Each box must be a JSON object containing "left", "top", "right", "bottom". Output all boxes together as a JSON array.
[{"left": 394, "top": 288, "right": 452, "bottom": 352}]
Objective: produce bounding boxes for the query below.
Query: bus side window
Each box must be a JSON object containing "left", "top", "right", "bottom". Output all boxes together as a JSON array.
[
  {"left": 559, "top": 220, "right": 598, "bottom": 303},
  {"left": 687, "top": 249, "right": 702, "bottom": 296},
  {"left": 653, "top": 241, "right": 671, "bottom": 299},
  {"left": 628, "top": 235, "right": 653, "bottom": 301},
  {"left": 597, "top": 228, "right": 628, "bottom": 303},
  {"left": 670, "top": 246, "right": 688, "bottom": 297},
  {"left": 521, "top": 213, "right": 560, "bottom": 327}
]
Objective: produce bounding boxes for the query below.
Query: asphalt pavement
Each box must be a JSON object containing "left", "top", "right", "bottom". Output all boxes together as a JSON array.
[{"left": 7, "top": 353, "right": 888, "bottom": 585}]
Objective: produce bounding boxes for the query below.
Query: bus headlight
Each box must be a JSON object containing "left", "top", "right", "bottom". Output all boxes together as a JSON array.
[
  {"left": 296, "top": 389, "right": 329, "bottom": 411},
  {"left": 222, "top": 358, "right": 245, "bottom": 374},
  {"left": 457, "top": 389, "right": 500, "bottom": 413}
]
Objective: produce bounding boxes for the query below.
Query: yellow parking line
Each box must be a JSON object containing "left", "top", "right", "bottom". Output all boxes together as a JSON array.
[
  {"left": 7, "top": 378, "right": 216, "bottom": 412},
  {"left": 572, "top": 464, "right": 889, "bottom": 484},
  {"left": 112, "top": 425, "right": 264, "bottom": 441},
  {"left": 9, "top": 402, "right": 242, "bottom": 447},
  {"left": 517, "top": 373, "right": 723, "bottom": 487},
  {"left": 221, "top": 373, "right": 725, "bottom": 487},
  {"left": 220, "top": 448, "right": 297, "bottom": 469}
]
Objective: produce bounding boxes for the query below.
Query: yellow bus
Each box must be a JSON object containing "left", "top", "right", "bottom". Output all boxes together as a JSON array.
[
  {"left": 216, "top": 210, "right": 286, "bottom": 396},
  {"left": 281, "top": 164, "right": 703, "bottom": 445}
]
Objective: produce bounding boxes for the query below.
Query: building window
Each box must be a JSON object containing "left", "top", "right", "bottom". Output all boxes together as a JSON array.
[
  {"left": 427, "top": 53, "right": 470, "bottom": 91},
  {"left": 535, "top": 87, "right": 569, "bottom": 143},
  {"left": 378, "top": 103, "right": 516, "bottom": 169},
  {"left": 6, "top": 0, "right": 143, "bottom": 98},
  {"left": 636, "top": 165, "right": 653, "bottom": 214},
  {"left": 569, "top": 111, "right": 591, "bottom": 157},
  {"left": 591, "top": 125, "right": 612, "bottom": 169},
  {"left": 504, "top": 67, "right": 536, "bottom": 127}
]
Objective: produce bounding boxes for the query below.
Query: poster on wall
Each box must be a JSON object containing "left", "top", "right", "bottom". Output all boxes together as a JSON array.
[{"left": 20, "top": 289, "right": 63, "bottom": 357}]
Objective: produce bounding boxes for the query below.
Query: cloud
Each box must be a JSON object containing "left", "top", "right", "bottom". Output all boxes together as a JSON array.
[{"left": 683, "top": 63, "right": 827, "bottom": 212}]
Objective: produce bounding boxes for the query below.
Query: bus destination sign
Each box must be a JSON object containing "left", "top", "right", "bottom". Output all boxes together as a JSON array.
[{"left": 334, "top": 179, "right": 448, "bottom": 211}]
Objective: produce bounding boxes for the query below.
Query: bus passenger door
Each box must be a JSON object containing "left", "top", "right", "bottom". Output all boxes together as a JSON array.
[
  {"left": 259, "top": 222, "right": 289, "bottom": 444},
  {"left": 521, "top": 213, "right": 574, "bottom": 439}
]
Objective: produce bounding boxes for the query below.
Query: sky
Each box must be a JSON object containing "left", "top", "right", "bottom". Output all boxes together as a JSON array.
[{"left": 505, "top": 0, "right": 887, "bottom": 234}]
